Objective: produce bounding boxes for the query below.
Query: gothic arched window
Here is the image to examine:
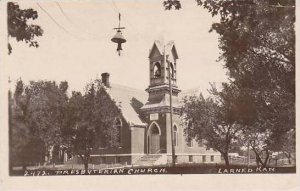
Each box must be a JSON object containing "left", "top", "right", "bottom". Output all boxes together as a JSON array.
[
  {"left": 153, "top": 62, "right": 161, "bottom": 78},
  {"left": 173, "top": 125, "right": 178, "bottom": 146},
  {"left": 170, "top": 62, "right": 175, "bottom": 79},
  {"left": 151, "top": 124, "right": 160, "bottom": 134},
  {"left": 114, "top": 118, "right": 122, "bottom": 144}
]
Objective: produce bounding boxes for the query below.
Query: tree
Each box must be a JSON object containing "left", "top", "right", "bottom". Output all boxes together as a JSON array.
[
  {"left": 65, "top": 79, "right": 121, "bottom": 169},
  {"left": 7, "top": 2, "right": 43, "bottom": 54},
  {"left": 280, "top": 129, "right": 295, "bottom": 165},
  {"left": 10, "top": 87, "right": 45, "bottom": 170},
  {"left": 12, "top": 79, "right": 69, "bottom": 165},
  {"left": 165, "top": 0, "right": 295, "bottom": 166},
  {"left": 183, "top": 83, "right": 245, "bottom": 166},
  {"left": 163, "top": 0, "right": 181, "bottom": 10}
]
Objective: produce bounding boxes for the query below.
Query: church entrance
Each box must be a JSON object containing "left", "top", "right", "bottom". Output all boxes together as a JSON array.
[{"left": 148, "top": 123, "right": 161, "bottom": 154}]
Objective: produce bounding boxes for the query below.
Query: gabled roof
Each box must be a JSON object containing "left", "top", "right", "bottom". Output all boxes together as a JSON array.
[
  {"left": 105, "top": 83, "right": 148, "bottom": 127},
  {"left": 149, "top": 40, "right": 179, "bottom": 59},
  {"left": 104, "top": 83, "right": 203, "bottom": 126}
]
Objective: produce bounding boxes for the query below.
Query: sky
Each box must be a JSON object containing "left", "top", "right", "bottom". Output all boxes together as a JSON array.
[{"left": 6, "top": 0, "right": 228, "bottom": 95}]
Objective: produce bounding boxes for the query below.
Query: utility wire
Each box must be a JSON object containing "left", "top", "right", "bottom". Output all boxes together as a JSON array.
[
  {"left": 55, "top": 1, "right": 112, "bottom": 41},
  {"left": 55, "top": 1, "right": 72, "bottom": 23},
  {"left": 36, "top": 2, "right": 83, "bottom": 40},
  {"left": 55, "top": 0, "right": 141, "bottom": 42},
  {"left": 37, "top": 3, "right": 69, "bottom": 34}
]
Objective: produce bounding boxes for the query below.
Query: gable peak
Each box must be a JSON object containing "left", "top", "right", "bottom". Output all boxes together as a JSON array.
[{"left": 148, "top": 40, "right": 178, "bottom": 59}]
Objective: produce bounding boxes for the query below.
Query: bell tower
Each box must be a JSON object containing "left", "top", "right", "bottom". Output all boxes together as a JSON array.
[
  {"left": 141, "top": 40, "right": 182, "bottom": 155},
  {"left": 148, "top": 41, "right": 178, "bottom": 89},
  {"left": 142, "top": 40, "right": 181, "bottom": 112}
]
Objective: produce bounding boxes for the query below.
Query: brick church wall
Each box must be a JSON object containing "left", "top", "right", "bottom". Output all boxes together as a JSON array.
[{"left": 131, "top": 126, "right": 145, "bottom": 154}]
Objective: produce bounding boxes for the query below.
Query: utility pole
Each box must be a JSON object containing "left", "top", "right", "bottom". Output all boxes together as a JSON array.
[{"left": 164, "top": 45, "right": 176, "bottom": 167}]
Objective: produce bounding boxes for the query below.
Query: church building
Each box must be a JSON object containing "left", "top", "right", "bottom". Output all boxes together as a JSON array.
[{"left": 69, "top": 41, "right": 221, "bottom": 166}]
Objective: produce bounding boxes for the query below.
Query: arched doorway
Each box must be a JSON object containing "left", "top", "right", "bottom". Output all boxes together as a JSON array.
[{"left": 147, "top": 122, "right": 161, "bottom": 154}]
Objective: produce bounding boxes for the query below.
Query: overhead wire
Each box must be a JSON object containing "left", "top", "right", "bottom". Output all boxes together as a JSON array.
[
  {"left": 54, "top": 1, "right": 114, "bottom": 41},
  {"left": 37, "top": 1, "right": 146, "bottom": 53},
  {"left": 55, "top": 1, "right": 72, "bottom": 23},
  {"left": 36, "top": 2, "right": 84, "bottom": 40}
]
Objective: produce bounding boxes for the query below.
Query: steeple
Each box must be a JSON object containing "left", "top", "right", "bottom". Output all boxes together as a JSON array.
[
  {"left": 141, "top": 40, "right": 181, "bottom": 114},
  {"left": 148, "top": 40, "right": 179, "bottom": 88}
]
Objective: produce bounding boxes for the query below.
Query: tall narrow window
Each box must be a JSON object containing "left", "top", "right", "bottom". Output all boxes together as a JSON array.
[
  {"left": 114, "top": 118, "right": 122, "bottom": 145},
  {"left": 153, "top": 62, "right": 161, "bottom": 78},
  {"left": 170, "top": 62, "right": 175, "bottom": 78},
  {"left": 189, "top": 155, "right": 193, "bottom": 163},
  {"left": 173, "top": 125, "right": 178, "bottom": 146},
  {"left": 187, "top": 121, "right": 193, "bottom": 147}
]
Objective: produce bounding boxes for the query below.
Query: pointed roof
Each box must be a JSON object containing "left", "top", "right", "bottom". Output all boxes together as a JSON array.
[
  {"left": 149, "top": 40, "right": 179, "bottom": 59},
  {"left": 105, "top": 83, "right": 148, "bottom": 127},
  {"left": 104, "top": 83, "right": 204, "bottom": 126}
]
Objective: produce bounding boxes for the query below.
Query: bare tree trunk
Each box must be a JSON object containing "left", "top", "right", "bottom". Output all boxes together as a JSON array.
[
  {"left": 284, "top": 152, "right": 292, "bottom": 165},
  {"left": 255, "top": 156, "right": 260, "bottom": 166},
  {"left": 262, "top": 149, "right": 270, "bottom": 167},
  {"left": 252, "top": 148, "right": 264, "bottom": 167},
  {"left": 222, "top": 152, "right": 230, "bottom": 166}
]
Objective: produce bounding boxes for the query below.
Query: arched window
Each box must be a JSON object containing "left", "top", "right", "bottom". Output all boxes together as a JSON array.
[
  {"left": 151, "top": 124, "right": 160, "bottom": 134},
  {"left": 173, "top": 125, "right": 178, "bottom": 146},
  {"left": 153, "top": 62, "right": 161, "bottom": 78},
  {"left": 148, "top": 122, "right": 161, "bottom": 136},
  {"left": 170, "top": 62, "right": 175, "bottom": 78},
  {"left": 114, "top": 118, "right": 122, "bottom": 144}
]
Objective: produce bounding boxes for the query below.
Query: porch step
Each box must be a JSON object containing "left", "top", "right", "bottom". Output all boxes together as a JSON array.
[{"left": 133, "top": 155, "right": 163, "bottom": 166}]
